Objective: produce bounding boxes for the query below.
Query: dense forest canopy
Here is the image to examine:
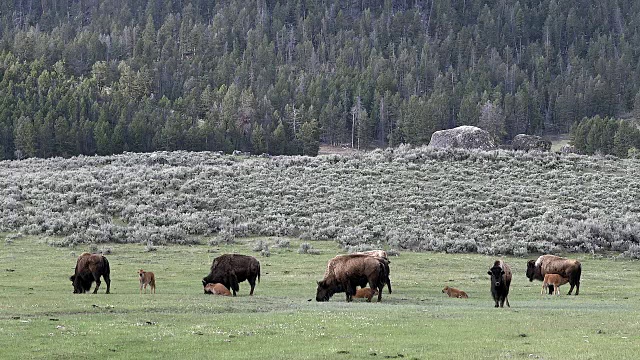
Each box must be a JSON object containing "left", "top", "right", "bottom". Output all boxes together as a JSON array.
[{"left": 1, "top": 0, "right": 640, "bottom": 159}]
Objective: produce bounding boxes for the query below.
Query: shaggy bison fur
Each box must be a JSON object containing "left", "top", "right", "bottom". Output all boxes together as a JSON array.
[
  {"left": 526, "top": 255, "right": 581, "bottom": 295},
  {"left": 70, "top": 252, "right": 111, "bottom": 294},
  {"left": 202, "top": 254, "right": 260, "bottom": 296},
  {"left": 316, "top": 254, "right": 389, "bottom": 302},
  {"left": 488, "top": 260, "right": 511, "bottom": 308}
]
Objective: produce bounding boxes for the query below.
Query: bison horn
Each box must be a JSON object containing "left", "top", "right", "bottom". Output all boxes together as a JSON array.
[{"left": 202, "top": 280, "right": 207, "bottom": 287}]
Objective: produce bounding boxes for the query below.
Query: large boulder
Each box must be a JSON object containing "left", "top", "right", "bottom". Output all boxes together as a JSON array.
[
  {"left": 428, "top": 126, "right": 496, "bottom": 150},
  {"left": 512, "top": 134, "right": 551, "bottom": 152}
]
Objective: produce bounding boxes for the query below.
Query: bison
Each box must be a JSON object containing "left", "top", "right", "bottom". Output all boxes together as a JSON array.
[
  {"left": 353, "top": 287, "right": 378, "bottom": 301},
  {"left": 354, "top": 250, "right": 388, "bottom": 260},
  {"left": 541, "top": 273, "right": 569, "bottom": 295},
  {"left": 316, "top": 254, "right": 388, "bottom": 302},
  {"left": 332, "top": 254, "right": 392, "bottom": 294},
  {"left": 201, "top": 254, "right": 260, "bottom": 296},
  {"left": 526, "top": 255, "right": 581, "bottom": 295},
  {"left": 442, "top": 286, "right": 469, "bottom": 298},
  {"left": 204, "top": 283, "right": 232, "bottom": 296},
  {"left": 488, "top": 260, "right": 511, "bottom": 308},
  {"left": 139, "top": 269, "right": 156, "bottom": 294},
  {"left": 70, "top": 252, "right": 111, "bottom": 294}
]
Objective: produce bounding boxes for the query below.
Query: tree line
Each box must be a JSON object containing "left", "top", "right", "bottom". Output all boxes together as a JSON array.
[{"left": 2, "top": 0, "right": 640, "bottom": 159}]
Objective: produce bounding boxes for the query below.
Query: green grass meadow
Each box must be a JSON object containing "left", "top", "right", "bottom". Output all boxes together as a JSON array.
[{"left": 1, "top": 237, "right": 639, "bottom": 359}]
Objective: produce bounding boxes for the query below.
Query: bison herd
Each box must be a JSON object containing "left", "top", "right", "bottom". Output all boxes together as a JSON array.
[{"left": 69, "top": 249, "right": 581, "bottom": 307}]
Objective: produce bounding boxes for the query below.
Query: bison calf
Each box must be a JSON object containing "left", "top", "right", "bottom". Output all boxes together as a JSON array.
[
  {"left": 488, "top": 260, "right": 511, "bottom": 308},
  {"left": 204, "top": 283, "right": 232, "bottom": 296},
  {"left": 442, "top": 286, "right": 468, "bottom": 298},
  {"left": 541, "top": 273, "right": 569, "bottom": 295},
  {"left": 139, "top": 269, "right": 156, "bottom": 294},
  {"left": 353, "top": 288, "right": 378, "bottom": 301}
]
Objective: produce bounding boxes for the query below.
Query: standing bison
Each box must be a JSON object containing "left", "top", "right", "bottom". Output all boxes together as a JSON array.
[
  {"left": 202, "top": 254, "right": 260, "bottom": 296},
  {"left": 70, "top": 252, "right": 111, "bottom": 294},
  {"left": 316, "top": 254, "right": 389, "bottom": 302},
  {"left": 526, "top": 255, "right": 581, "bottom": 295},
  {"left": 488, "top": 260, "right": 511, "bottom": 308}
]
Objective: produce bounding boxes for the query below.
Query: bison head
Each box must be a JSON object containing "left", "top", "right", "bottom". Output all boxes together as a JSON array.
[
  {"left": 442, "top": 286, "right": 449, "bottom": 293},
  {"left": 526, "top": 260, "right": 537, "bottom": 282},
  {"left": 315, "top": 280, "right": 336, "bottom": 302},
  {"left": 488, "top": 266, "right": 505, "bottom": 288}
]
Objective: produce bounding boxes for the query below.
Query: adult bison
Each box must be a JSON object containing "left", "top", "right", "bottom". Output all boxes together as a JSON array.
[
  {"left": 316, "top": 254, "right": 388, "bottom": 302},
  {"left": 201, "top": 254, "right": 260, "bottom": 296},
  {"left": 488, "top": 260, "right": 511, "bottom": 308},
  {"left": 526, "top": 255, "right": 581, "bottom": 295},
  {"left": 70, "top": 252, "right": 111, "bottom": 294},
  {"left": 344, "top": 252, "right": 392, "bottom": 293}
]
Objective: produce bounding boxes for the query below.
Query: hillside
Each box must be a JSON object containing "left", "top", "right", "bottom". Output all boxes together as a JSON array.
[
  {"left": 3, "top": 1, "right": 640, "bottom": 159},
  {"left": 2, "top": 148, "right": 639, "bottom": 255}
]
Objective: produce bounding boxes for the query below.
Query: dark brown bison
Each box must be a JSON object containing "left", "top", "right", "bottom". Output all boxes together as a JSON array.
[
  {"left": 526, "top": 255, "right": 581, "bottom": 295},
  {"left": 488, "top": 260, "right": 511, "bottom": 308},
  {"left": 316, "top": 254, "right": 388, "bottom": 302},
  {"left": 70, "top": 252, "right": 111, "bottom": 294},
  {"left": 201, "top": 254, "right": 260, "bottom": 296}
]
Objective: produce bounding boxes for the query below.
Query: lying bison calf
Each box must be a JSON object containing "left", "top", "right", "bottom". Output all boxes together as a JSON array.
[
  {"left": 70, "top": 252, "right": 111, "bottom": 294},
  {"left": 204, "top": 283, "right": 232, "bottom": 296},
  {"left": 353, "top": 288, "right": 378, "bottom": 301},
  {"left": 541, "top": 273, "right": 569, "bottom": 295},
  {"left": 442, "top": 286, "right": 468, "bottom": 298}
]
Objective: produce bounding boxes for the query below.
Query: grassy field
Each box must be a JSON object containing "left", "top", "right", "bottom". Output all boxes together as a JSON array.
[{"left": 1, "top": 236, "right": 640, "bottom": 359}]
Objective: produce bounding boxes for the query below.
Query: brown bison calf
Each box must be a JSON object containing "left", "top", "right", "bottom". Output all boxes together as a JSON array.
[
  {"left": 139, "top": 269, "right": 156, "bottom": 294},
  {"left": 70, "top": 252, "right": 111, "bottom": 294},
  {"left": 204, "top": 283, "right": 232, "bottom": 296},
  {"left": 526, "top": 255, "right": 581, "bottom": 295},
  {"left": 541, "top": 273, "right": 569, "bottom": 295},
  {"left": 353, "top": 288, "right": 378, "bottom": 301},
  {"left": 488, "top": 260, "right": 511, "bottom": 308},
  {"left": 442, "top": 286, "right": 469, "bottom": 298}
]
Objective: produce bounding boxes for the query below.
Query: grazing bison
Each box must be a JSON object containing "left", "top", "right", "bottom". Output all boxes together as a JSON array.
[
  {"left": 329, "top": 254, "right": 392, "bottom": 294},
  {"left": 541, "top": 273, "right": 569, "bottom": 295},
  {"left": 488, "top": 260, "right": 511, "bottom": 308},
  {"left": 70, "top": 252, "right": 111, "bottom": 294},
  {"left": 353, "top": 287, "right": 378, "bottom": 301},
  {"left": 442, "top": 286, "right": 469, "bottom": 298},
  {"left": 201, "top": 254, "right": 260, "bottom": 296},
  {"left": 526, "top": 255, "right": 581, "bottom": 295},
  {"left": 316, "top": 254, "right": 388, "bottom": 302},
  {"left": 204, "top": 283, "right": 232, "bottom": 296}
]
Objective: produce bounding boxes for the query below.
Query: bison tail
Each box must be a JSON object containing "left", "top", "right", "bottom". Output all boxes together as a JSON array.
[
  {"left": 257, "top": 263, "right": 261, "bottom": 283},
  {"left": 103, "top": 256, "right": 111, "bottom": 275}
]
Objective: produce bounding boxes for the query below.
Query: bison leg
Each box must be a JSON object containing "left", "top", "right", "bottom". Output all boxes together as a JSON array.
[
  {"left": 92, "top": 273, "right": 101, "bottom": 294},
  {"left": 103, "top": 273, "right": 111, "bottom": 294},
  {"left": 548, "top": 284, "right": 554, "bottom": 295},
  {"left": 248, "top": 276, "right": 257, "bottom": 296}
]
